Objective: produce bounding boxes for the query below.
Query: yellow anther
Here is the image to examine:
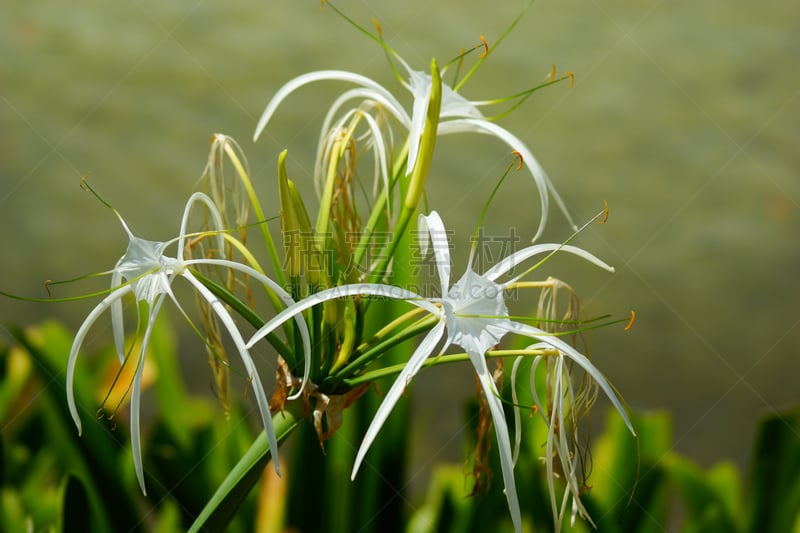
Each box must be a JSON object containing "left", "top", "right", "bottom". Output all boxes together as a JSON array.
[
  {"left": 371, "top": 17, "right": 382, "bottom": 38},
  {"left": 599, "top": 199, "right": 609, "bottom": 224},
  {"left": 624, "top": 310, "right": 636, "bottom": 331},
  {"left": 44, "top": 280, "right": 53, "bottom": 298},
  {"left": 479, "top": 35, "right": 489, "bottom": 58},
  {"left": 566, "top": 71, "right": 575, "bottom": 88},
  {"left": 547, "top": 64, "right": 556, "bottom": 82},
  {"left": 511, "top": 150, "right": 524, "bottom": 171}
]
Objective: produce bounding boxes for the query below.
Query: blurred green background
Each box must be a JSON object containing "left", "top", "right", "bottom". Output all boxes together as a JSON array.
[{"left": 1, "top": 0, "right": 797, "bottom": 499}]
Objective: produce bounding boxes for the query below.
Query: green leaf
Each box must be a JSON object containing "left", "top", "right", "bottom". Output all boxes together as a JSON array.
[
  {"left": 8, "top": 322, "right": 135, "bottom": 532},
  {"left": 745, "top": 410, "right": 800, "bottom": 533},
  {"left": 60, "top": 475, "right": 91, "bottom": 533},
  {"left": 589, "top": 410, "right": 671, "bottom": 532},
  {"left": 188, "top": 406, "right": 302, "bottom": 533},
  {"left": 0, "top": 342, "right": 33, "bottom": 427},
  {"left": 666, "top": 454, "right": 739, "bottom": 533},
  {"left": 406, "top": 465, "right": 474, "bottom": 533}
]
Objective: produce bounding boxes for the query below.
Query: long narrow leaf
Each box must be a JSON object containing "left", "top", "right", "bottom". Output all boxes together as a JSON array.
[{"left": 188, "top": 406, "right": 302, "bottom": 533}]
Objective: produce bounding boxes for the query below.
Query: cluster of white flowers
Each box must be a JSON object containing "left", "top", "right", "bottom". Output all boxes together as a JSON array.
[{"left": 65, "top": 20, "right": 633, "bottom": 532}]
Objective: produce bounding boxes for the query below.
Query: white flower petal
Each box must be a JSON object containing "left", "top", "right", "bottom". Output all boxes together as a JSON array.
[
  {"left": 444, "top": 268, "right": 510, "bottom": 355},
  {"left": 359, "top": 111, "right": 392, "bottom": 216},
  {"left": 320, "top": 108, "right": 393, "bottom": 217},
  {"left": 418, "top": 211, "right": 452, "bottom": 292},
  {"left": 177, "top": 192, "right": 225, "bottom": 262},
  {"left": 67, "top": 285, "right": 133, "bottom": 436},
  {"left": 440, "top": 83, "right": 484, "bottom": 119},
  {"left": 405, "top": 69, "right": 432, "bottom": 176},
  {"left": 484, "top": 243, "right": 615, "bottom": 283},
  {"left": 184, "top": 258, "right": 311, "bottom": 399},
  {"left": 503, "top": 321, "right": 635, "bottom": 435},
  {"left": 110, "top": 261, "right": 126, "bottom": 364},
  {"left": 351, "top": 321, "right": 447, "bottom": 479},
  {"left": 247, "top": 283, "right": 438, "bottom": 349},
  {"left": 130, "top": 351, "right": 148, "bottom": 495},
  {"left": 318, "top": 87, "right": 410, "bottom": 147},
  {"left": 254, "top": 70, "right": 406, "bottom": 142},
  {"left": 467, "top": 348, "right": 521, "bottom": 533},
  {"left": 510, "top": 355, "right": 531, "bottom": 466},
  {"left": 439, "top": 118, "right": 577, "bottom": 241},
  {"left": 130, "top": 292, "right": 168, "bottom": 496},
  {"left": 545, "top": 355, "right": 564, "bottom": 528},
  {"left": 184, "top": 271, "right": 282, "bottom": 475}
]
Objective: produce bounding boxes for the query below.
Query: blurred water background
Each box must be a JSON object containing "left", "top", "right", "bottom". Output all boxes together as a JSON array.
[{"left": 2, "top": 0, "right": 798, "bottom": 493}]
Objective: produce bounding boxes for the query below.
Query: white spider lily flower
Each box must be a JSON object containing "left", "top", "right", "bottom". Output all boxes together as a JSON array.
[
  {"left": 66, "top": 192, "right": 310, "bottom": 494},
  {"left": 245, "top": 210, "right": 629, "bottom": 532},
  {"left": 253, "top": 57, "right": 573, "bottom": 240}
]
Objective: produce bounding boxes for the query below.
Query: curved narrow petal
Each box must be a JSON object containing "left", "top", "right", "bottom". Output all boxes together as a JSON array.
[
  {"left": 484, "top": 243, "right": 615, "bottom": 283},
  {"left": 314, "top": 91, "right": 407, "bottom": 198},
  {"left": 405, "top": 68, "right": 432, "bottom": 176},
  {"left": 467, "top": 348, "right": 521, "bottom": 533},
  {"left": 67, "top": 285, "right": 133, "bottom": 435},
  {"left": 177, "top": 192, "right": 225, "bottom": 262},
  {"left": 440, "top": 84, "right": 484, "bottom": 120},
  {"left": 526, "top": 352, "right": 549, "bottom": 425},
  {"left": 110, "top": 259, "right": 126, "bottom": 364},
  {"left": 254, "top": 70, "right": 405, "bottom": 142},
  {"left": 545, "top": 355, "right": 565, "bottom": 529},
  {"left": 503, "top": 321, "right": 635, "bottom": 435},
  {"left": 439, "top": 118, "right": 577, "bottom": 241},
  {"left": 417, "top": 211, "right": 451, "bottom": 292},
  {"left": 524, "top": 348, "right": 592, "bottom": 527},
  {"left": 183, "top": 271, "right": 282, "bottom": 476},
  {"left": 318, "top": 87, "right": 410, "bottom": 148},
  {"left": 559, "top": 366, "right": 593, "bottom": 527},
  {"left": 320, "top": 108, "right": 393, "bottom": 218},
  {"left": 359, "top": 110, "right": 392, "bottom": 217},
  {"left": 130, "top": 350, "right": 148, "bottom": 495},
  {"left": 510, "top": 355, "right": 532, "bottom": 465},
  {"left": 246, "top": 283, "right": 439, "bottom": 349},
  {"left": 351, "top": 321, "right": 447, "bottom": 479},
  {"left": 184, "top": 258, "right": 311, "bottom": 398},
  {"left": 130, "top": 292, "right": 168, "bottom": 495}
]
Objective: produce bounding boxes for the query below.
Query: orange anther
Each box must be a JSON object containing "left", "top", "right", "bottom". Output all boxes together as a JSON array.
[
  {"left": 547, "top": 64, "right": 556, "bottom": 83},
  {"left": 624, "top": 309, "right": 636, "bottom": 331},
  {"left": 479, "top": 35, "right": 489, "bottom": 58},
  {"left": 599, "top": 199, "right": 609, "bottom": 224},
  {"left": 566, "top": 71, "right": 575, "bottom": 88},
  {"left": 511, "top": 150, "right": 524, "bottom": 171}
]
